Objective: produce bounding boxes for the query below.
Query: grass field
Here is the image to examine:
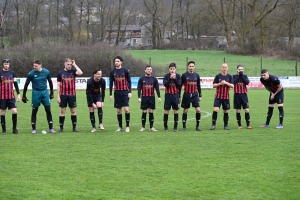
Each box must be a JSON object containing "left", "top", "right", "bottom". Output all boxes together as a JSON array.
[
  {"left": 1, "top": 89, "right": 300, "bottom": 199},
  {"left": 126, "top": 50, "right": 298, "bottom": 77}
]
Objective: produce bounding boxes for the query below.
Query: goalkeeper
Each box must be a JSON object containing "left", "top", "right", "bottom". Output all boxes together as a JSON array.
[{"left": 22, "top": 60, "right": 57, "bottom": 134}]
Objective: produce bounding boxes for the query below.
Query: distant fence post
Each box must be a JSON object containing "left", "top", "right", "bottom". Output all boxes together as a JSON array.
[
  {"left": 224, "top": 57, "right": 226, "bottom": 63},
  {"left": 111, "top": 57, "right": 114, "bottom": 70},
  {"left": 296, "top": 61, "right": 298, "bottom": 76},
  {"left": 149, "top": 57, "right": 151, "bottom": 65},
  {"left": 260, "top": 58, "right": 262, "bottom": 72},
  {"left": 186, "top": 57, "right": 188, "bottom": 71}
]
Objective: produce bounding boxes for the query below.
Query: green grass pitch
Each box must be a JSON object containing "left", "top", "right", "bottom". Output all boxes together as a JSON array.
[{"left": 1, "top": 89, "right": 300, "bottom": 199}]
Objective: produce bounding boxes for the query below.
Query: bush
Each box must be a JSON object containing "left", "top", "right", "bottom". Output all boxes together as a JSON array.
[{"left": 0, "top": 41, "right": 163, "bottom": 77}]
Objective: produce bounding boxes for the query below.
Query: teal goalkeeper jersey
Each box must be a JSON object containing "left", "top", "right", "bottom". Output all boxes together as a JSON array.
[{"left": 26, "top": 68, "right": 52, "bottom": 91}]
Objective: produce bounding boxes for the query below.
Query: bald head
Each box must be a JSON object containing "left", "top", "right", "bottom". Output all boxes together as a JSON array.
[{"left": 221, "top": 63, "right": 228, "bottom": 75}]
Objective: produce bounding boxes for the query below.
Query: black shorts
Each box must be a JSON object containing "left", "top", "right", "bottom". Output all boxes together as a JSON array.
[
  {"left": 164, "top": 93, "right": 179, "bottom": 110},
  {"left": 0, "top": 99, "right": 16, "bottom": 110},
  {"left": 269, "top": 89, "right": 284, "bottom": 104},
  {"left": 234, "top": 93, "right": 249, "bottom": 109},
  {"left": 114, "top": 91, "right": 129, "bottom": 109},
  {"left": 87, "top": 94, "right": 101, "bottom": 107},
  {"left": 213, "top": 98, "right": 230, "bottom": 110},
  {"left": 59, "top": 95, "right": 77, "bottom": 108},
  {"left": 181, "top": 93, "right": 200, "bottom": 109},
  {"left": 141, "top": 96, "right": 155, "bottom": 110}
]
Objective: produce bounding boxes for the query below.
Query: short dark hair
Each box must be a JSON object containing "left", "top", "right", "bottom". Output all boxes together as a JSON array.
[
  {"left": 114, "top": 56, "right": 123, "bottom": 62},
  {"left": 93, "top": 69, "right": 102, "bottom": 74},
  {"left": 145, "top": 65, "right": 152, "bottom": 70},
  {"left": 261, "top": 69, "right": 268, "bottom": 74},
  {"left": 169, "top": 62, "right": 176, "bottom": 68},
  {"left": 188, "top": 61, "right": 195, "bottom": 66},
  {"left": 237, "top": 64, "right": 243, "bottom": 69},
  {"left": 2, "top": 59, "right": 10, "bottom": 65},
  {"left": 34, "top": 60, "right": 42, "bottom": 65}
]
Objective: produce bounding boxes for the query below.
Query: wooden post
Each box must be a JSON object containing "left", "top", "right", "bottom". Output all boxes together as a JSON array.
[
  {"left": 149, "top": 57, "right": 151, "bottom": 65},
  {"left": 296, "top": 61, "right": 298, "bottom": 76},
  {"left": 224, "top": 57, "right": 226, "bottom": 63},
  {"left": 260, "top": 58, "right": 262, "bottom": 72},
  {"left": 186, "top": 57, "right": 188, "bottom": 71}
]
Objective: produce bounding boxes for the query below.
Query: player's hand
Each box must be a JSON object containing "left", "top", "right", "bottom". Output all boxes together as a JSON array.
[
  {"left": 199, "top": 97, "right": 202, "bottom": 101},
  {"left": 50, "top": 93, "right": 54, "bottom": 99},
  {"left": 22, "top": 96, "right": 28, "bottom": 103},
  {"left": 270, "top": 93, "right": 275, "bottom": 100},
  {"left": 158, "top": 98, "right": 161, "bottom": 103},
  {"left": 138, "top": 98, "right": 141, "bottom": 103},
  {"left": 57, "top": 97, "right": 61, "bottom": 104},
  {"left": 128, "top": 93, "right": 132, "bottom": 99},
  {"left": 17, "top": 94, "right": 21, "bottom": 102},
  {"left": 239, "top": 71, "right": 243, "bottom": 76},
  {"left": 110, "top": 95, "right": 113, "bottom": 101}
]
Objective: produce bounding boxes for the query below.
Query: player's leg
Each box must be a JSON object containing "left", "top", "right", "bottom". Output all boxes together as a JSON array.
[
  {"left": 58, "top": 95, "right": 67, "bottom": 132},
  {"left": 191, "top": 94, "right": 201, "bottom": 131},
  {"left": 96, "top": 101, "right": 104, "bottom": 130},
  {"left": 1, "top": 100, "right": 8, "bottom": 134},
  {"left": 223, "top": 100, "right": 230, "bottom": 130},
  {"left": 275, "top": 91, "right": 284, "bottom": 129},
  {"left": 69, "top": 95, "right": 78, "bottom": 132},
  {"left": 114, "top": 92, "right": 123, "bottom": 132},
  {"left": 181, "top": 93, "right": 190, "bottom": 131},
  {"left": 211, "top": 98, "right": 221, "bottom": 130},
  {"left": 172, "top": 94, "right": 180, "bottom": 132},
  {"left": 163, "top": 94, "right": 171, "bottom": 131},
  {"left": 123, "top": 92, "right": 130, "bottom": 132},
  {"left": 234, "top": 94, "right": 242, "bottom": 128}
]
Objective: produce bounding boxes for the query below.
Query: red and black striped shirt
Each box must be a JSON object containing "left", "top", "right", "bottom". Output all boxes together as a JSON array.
[
  {"left": 57, "top": 69, "right": 77, "bottom": 96},
  {"left": 109, "top": 67, "right": 132, "bottom": 95},
  {"left": 0, "top": 70, "right": 17, "bottom": 99},
  {"left": 233, "top": 74, "right": 249, "bottom": 94},
  {"left": 137, "top": 76, "right": 160, "bottom": 98},
  {"left": 163, "top": 73, "right": 181, "bottom": 94},
  {"left": 213, "top": 73, "right": 233, "bottom": 99},
  {"left": 181, "top": 72, "right": 201, "bottom": 96}
]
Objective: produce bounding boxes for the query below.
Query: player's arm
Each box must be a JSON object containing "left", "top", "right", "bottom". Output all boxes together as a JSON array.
[
  {"left": 213, "top": 75, "right": 221, "bottom": 88},
  {"left": 174, "top": 74, "right": 181, "bottom": 88},
  {"left": 86, "top": 81, "right": 94, "bottom": 105},
  {"left": 137, "top": 78, "right": 142, "bottom": 99},
  {"left": 241, "top": 74, "right": 250, "bottom": 85},
  {"left": 197, "top": 75, "right": 202, "bottom": 98},
  {"left": 163, "top": 74, "right": 171, "bottom": 87},
  {"left": 154, "top": 78, "right": 161, "bottom": 98},
  {"left": 126, "top": 69, "right": 132, "bottom": 93},
  {"left": 72, "top": 60, "right": 83, "bottom": 76},
  {"left": 109, "top": 71, "right": 114, "bottom": 96},
  {"left": 101, "top": 79, "right": 106, "bottom": 103},
  {"left": 22, "top": 73, "right": 32, "bottom": 103},
  {"left": 226, "top": 75, "right": 234, "bottom": 88}
]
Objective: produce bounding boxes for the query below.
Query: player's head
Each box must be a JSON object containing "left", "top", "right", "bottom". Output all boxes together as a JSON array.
[
  {"left": 114, "top": 56, "right": 123, "bottom": 68},
  {"left": 93, "top": 69, "right": 102, "bottom": 81},
  {"left": 33, "top": 60, "right": 42, "bottom": 71},
  {"left": 64, "top": 58, "right": 73, "bottom": 71},
  {"left": 2, "top": 59, "right": 10, "bottom": 71},
  {"left": 261, "top": 69, "right": 269, "bottom": 80},
  {"left": 169, "top": 62, "right": 176, "bottom": 74},
  {"left": 221, "top": 63, "right": 228, "bottom": 74},
  {"left": 237, "top": 64, "right": 244, "bottom": 73},
  {"left": 145, "top": 65, "right": 152, "bottom": 76},
  {"left": 187, "top": 61, "right": 195, "bottom": 73}
]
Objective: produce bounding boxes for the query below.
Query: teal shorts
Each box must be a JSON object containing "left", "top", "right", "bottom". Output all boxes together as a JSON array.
[{"left": 32, "top": 90, "right": 50, "bottom": 108}]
